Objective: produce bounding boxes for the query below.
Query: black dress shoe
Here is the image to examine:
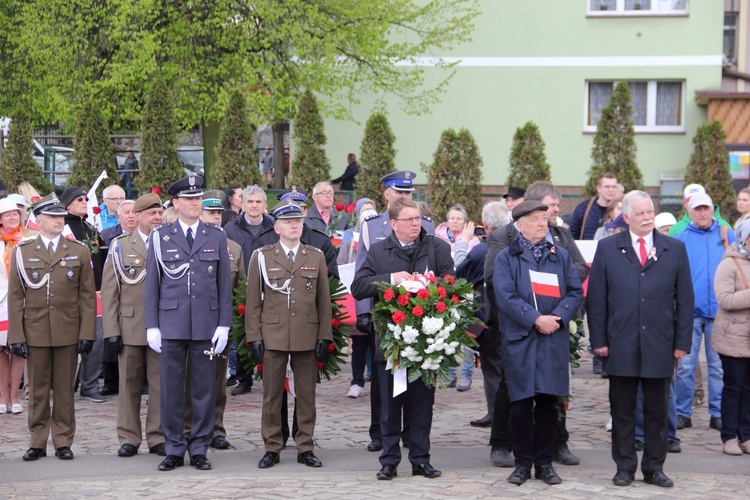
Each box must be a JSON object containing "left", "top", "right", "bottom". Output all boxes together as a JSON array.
[
  {"left": 231, "top": 381, "right": 252, "bottom": 396},
  {"left": 534, "top": 464, "right": 562, "bottom": 485},
  {"left": 158, "top": 455, "right": 184, "bottom": 471},
  {"left": 100, "top": 386, "right": 119, "bottom": 396},
  {"left": 612, "top": 470, "right": 634, "bottom": 486},
  {"left": 117, "top": 444, "right": 138, "bottom": 457},
  {"left": 508, "top": 465, "right": 531, "bottom": 485},
  {"left": 470, "top": 414, "right": 492, "bottom": 427},
  {"left": 149, "top": 443, "right": 166, "bottom": 456},
  {"left": 676, "top": 415, "right": 692, "bottom": 429},
  {"left": 376, "top": 464, "right": 397, "bottom": 480},
  {"left": 412, "top": 463, "right": 441, "bottom": 478},
  {"left": 667, "top": 440, "right": 682, "bottom": 453},
  {"left": 710, "top": 416, "right": 723, "bottom": 431},
  {"left": 554, "top": 445, "right": 580, "bottom": 466},
  {"left": 23, "top": 448, "right": 46, "bottom": 461},
  {"left": 634, "top": 440, "right": 645, "bottom": 451},
  {"left": 55, "top": 447, "right": 74, "bottom": 460},
  {"left": 258, "top": 451, "right": 280, "bottom": 468},
  {"left": 367, "top": 439, "right": 383, "bottom": 452},
  {"left": 490, "top": 447, "right": 515, "bottom": 468},
  {"left": 190, "top": 454, "right": 212, "bottom": 470},
  {"left": 297, "top": 450, "right": 322, "bottom": 467},
  {"left": 643, "top": 470, "right": 674, "bottom": 487},
  {"left": 210, "top": 436, "right": 230, "bottom": 449},
  {"left": 225, "top": 375, "right": 237, "bottom": 387}
]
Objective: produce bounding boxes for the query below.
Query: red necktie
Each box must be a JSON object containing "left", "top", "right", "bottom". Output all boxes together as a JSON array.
[{"left": 638, "top": 238, "right": 647, "bottom": 267}]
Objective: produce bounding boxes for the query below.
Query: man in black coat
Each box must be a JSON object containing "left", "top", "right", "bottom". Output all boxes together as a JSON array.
[
  {"left": 331, "top": 153, "right": 359, "bottom": 191},
  {"left": 587, "top": 191, "right": 693, "bottom": 488},
  {"left": 352, "top": 198, "right": 454, "bottom": 481},
  {"left": 223, "top": 185, "right": 274, "bottom": 276},
  {"left": 484, "top": 181, "right": 588, "bottom": 468}
]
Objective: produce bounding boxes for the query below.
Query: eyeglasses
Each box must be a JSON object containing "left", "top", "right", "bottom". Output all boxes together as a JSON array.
[
  {"left": 394, "top": 216, "right": 421, "bottom": 223},
  {"left": 105, "top": 197, "right": 125, "bottom": 202},
  {"left": 315, "top": 190, "right": 334, "bottom": 196},
  {"left": 76, "top": 196, "right": 88, "bottom": 203}
]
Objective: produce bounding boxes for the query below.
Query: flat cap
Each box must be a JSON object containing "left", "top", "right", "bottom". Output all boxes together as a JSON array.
[
  {"left": 133, "top": 193, "right": 162, "bottom": 213},
  {"left": 512, "top": 200, "right": 548, "bottom": 221},
  {"left": 503, "top": 186, "right": 526, "bottom": 200}
]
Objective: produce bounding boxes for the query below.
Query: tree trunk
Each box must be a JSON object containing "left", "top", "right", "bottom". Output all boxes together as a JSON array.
[
  {"left": 272, "top": 122, "right": 285, "bottom": 189},
  {"left": 202, "top": 120, "right": 220, "bottom": 188}
]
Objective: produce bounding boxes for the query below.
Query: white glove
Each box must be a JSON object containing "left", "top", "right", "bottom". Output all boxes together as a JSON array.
[
  {"left": 212, "top": 326, "right": 229, "bottom": 355},
  {"left": 147, "top": 328, "right": 162, "bottom": 353}
]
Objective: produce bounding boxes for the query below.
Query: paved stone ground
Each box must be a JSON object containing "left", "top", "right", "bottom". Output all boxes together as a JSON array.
[{"left": 1, "top": 354, "right": 749, "bottom": 498}]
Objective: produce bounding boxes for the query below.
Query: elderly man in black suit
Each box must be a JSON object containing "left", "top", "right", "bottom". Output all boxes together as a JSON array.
[{"left": 587, "top": 190, "right": 694, "bottom": 488}]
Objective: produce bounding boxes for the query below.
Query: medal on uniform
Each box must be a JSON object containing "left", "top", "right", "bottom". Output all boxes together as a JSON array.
[
  {"left": 66, "top": 269, "right": 74, "bottom": 280},
  {"left": 60, "top": 261, "right": 66, "bottom": 267},
  {"left": 208, "top": 265, "right": 214, "bottom": 275},
  {"left": 306, "top": 278, "right": 313, "bottom": 290},
  {"left": 31, "top": 270, "right": 40, "bottom": 282},
  {"left": 163, "top": 235, "right": 170, "bottom": 242},
  {"left": 128, "top": 268, "right": 136, "bottom": 276},
  {"left": 272, "top": 279, "right": 278, "bottom": 287},
  {"left": 135, "top": 259, "right": 141, "bottom": 265}
]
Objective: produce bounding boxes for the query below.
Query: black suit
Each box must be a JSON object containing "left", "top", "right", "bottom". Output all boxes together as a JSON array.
[{"left": 587, "top": 230, "right": 693, "bottom": 474}]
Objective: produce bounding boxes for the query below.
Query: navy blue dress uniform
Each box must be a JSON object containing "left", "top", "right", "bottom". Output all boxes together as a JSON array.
[
  {"left": 352, "top": 226, "right": 453, "bottom": 478},
  {"left": 246, "top": 200, "right": 332, "bottom": 469},
  {"left": 8, "top": 195, "right": 97, "bottom": 461},
  {"left": 144, "top": 176, "right": 233, "bottom": 471},
  {"left": 353, "top": 171, "right": 434, "bottom": 451}
]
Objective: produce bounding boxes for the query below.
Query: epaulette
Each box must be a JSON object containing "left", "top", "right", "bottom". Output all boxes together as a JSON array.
[
  {"left": 18, "top": 239, "right": 35, "bottom": 246},
  {"left": 421, "top": 215, "right": 433, "bottom": 223},
  {"left": 205, "top": 222, "right": 224, "bottom": 232},
  {"left": 112, "top": 232, "right": 130, "bottom": 243},
  {"left": 303, "top": 244, "right": 322, "bottom": 253},
  {"left": 154, "top": 222, "right": 173, "bottom": 231},
  {"left": 69, "top": 239, "right": 86, "bottom": 246},
  {"left": 260, "top": 244, "right": 277, "bottom": 251}
]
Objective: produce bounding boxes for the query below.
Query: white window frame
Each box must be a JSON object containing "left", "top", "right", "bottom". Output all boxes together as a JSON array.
[
  {"left": 587, "top": 0, "right": 689, "bottom": 17},
  {"left": 583, "top": 80, "right": 686, "bottom": 134}
]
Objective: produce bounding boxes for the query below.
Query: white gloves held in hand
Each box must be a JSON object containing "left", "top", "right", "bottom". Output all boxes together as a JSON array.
[{"left": 147, "top": 328, "right": 162, "bottom": 353}]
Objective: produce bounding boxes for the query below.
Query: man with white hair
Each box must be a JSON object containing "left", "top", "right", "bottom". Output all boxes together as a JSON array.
[
  {"left": 100, "top": 185, "right": 127, "bottom": 230},
  {"left": 101, "top": 200, "right": 137, "bottom": 246},
  {"left": 305, "top": 181, "right": 350, "bottom": 235},
  {"left": 668, "top": 183, "right": 731, "bottom": 237}
]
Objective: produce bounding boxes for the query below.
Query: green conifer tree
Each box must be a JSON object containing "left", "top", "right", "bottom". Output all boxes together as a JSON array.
[
  {"left": 584, "top": 81, "right": 644, "bottom": 197},
  {"left": 68, "top": 96, "right": 118, "bottom": 195},
  {"left": 685, "top": 120, "right": 736, "bottom": 219},
  {"left": 135, "top": 76, "right": 184, "bottom": 198},
  {"left": 506, "top": 121, "right": 551, "bottom": 189},
  {"left": 358, "top": 112, "right": 397, "bottom": 209},
  {"left": 423, "top": 128, "right": 484, "bottom": 222},
  {"left": 212, "top": 89, "right": 262, "bottom": 189},
  {"left": 0, "top": 104, "right": 53, "bottom": 194},
  {"left": 290, "top": 90, "right": 330, "bottom": 193}
]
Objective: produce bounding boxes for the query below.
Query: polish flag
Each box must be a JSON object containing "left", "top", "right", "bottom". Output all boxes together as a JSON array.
[{"left": 529, "top": 270, "right": 561, "bottom": 298}]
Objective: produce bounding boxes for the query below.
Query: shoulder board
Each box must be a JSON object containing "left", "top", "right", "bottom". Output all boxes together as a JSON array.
[
  {"left": 205, "top": 222, "right": 224, "bottom": 232},
  {"left": 154, "top": 222, "right": 173, "bottom": 231},
  {"left": 69, "top": 239, "right": 86, "bottom": 246},
  {"left": 260, "top": 244, "right": 277, "bottom": 251},
  {"left": 18, "top": 239, "right": 36, "bottom": 246},
  {"left": 112, "top": 232, "right": 130, "bottom": 243},
  {"left": 302, "top": 244, "right": 322, "bottom": 253},
  {"left": 421, "top": 215, "right": 433, "bottom": 223}
]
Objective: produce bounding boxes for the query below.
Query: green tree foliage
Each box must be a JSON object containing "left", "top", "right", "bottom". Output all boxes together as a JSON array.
[
  {"left": 68, "top": 96, "right": 118, "bottom": 194},
  {"left": 290, "top": 90, "right": 330, "bottom": 193},
  {"left": 584, "top": 81, "right": 643, "bottom": 197},
  {"left": 212, "top": 89, "right": 262, "bottom": 189},
  {"left": 134, "top": 77, "right": 184, "bottom": 198},
  {"left": 0, "top": 105, "right": 53, "bottom": 194},
  {"left": 507, "top": 121, "right": 551, "bottom": 189},
  {"left": 358, "top": 112, "right": 397, "bottom": 209},
  {"left": 685, "top": 120, "right": 736, "bottom": 219},
  {"left": 423, "top": 128, "right": 484, "bottom": 222}
]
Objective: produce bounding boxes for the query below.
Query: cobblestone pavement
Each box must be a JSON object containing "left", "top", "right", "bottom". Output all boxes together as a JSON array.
[{"left": 1, "top": 354, "right": 749, "bottom": 498}]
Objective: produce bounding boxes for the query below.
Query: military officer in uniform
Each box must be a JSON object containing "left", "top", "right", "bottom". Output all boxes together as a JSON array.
[
  {"left": 8, "top": 195, "right": 96, "bottom": 461},
  {"left": 354, "top": 171, "right": 434, "bottom": 453},
  {"left": 101, "top": 193, "right": 166, "bottom": 458},
  {"left": 246, "top": 199, "right": 333, "bottom": 469},
  {"left": 144, "top": 176, "right": 233, "bottom": 472},
  {"left": 185, "top": 190, "right": 245, "bottom": 451}
]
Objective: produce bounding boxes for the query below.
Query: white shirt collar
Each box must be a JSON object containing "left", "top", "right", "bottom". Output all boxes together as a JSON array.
[
  {"left": 629, "top": 230, "right": 653, "bottom": 248},
  {"left": 280, "top": 241, "right": 300, "bottom": 259},
  {"left": 178, "top": 218, "right": 200, "bottom": 238},
  {"left": 40, "top": 234, "right": 62, "bottom": 253},
  {"left": 138, "top": 229, "right": 150, "bottom": 245}
]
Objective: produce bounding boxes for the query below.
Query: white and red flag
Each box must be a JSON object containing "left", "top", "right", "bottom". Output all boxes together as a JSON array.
[{"left": 529, "top": 270, "right": 561, "bottom": 298}]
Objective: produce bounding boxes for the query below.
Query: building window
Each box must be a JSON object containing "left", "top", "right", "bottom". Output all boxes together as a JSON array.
[
  {"left": 585, "top": 80, "right": 684, "bottom": 133},
  {"left": 588, "top": 0, "right": 688, "bottom": 15},
  {"left": 724, "top": 12, "right": 738, "bottom": 65}
]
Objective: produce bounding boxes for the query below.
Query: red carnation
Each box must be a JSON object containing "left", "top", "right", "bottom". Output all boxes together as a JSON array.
[
  {"left": 392, "top": 310, "right": 406, "bottom": 324},
  {"left": 327, "top": 342, "right": 335, "bottom": 353},
  {"left": 335, "top": 203, "right": 345, "bottom": 211},
  {"left": 92, "top": 206, "right": 102, "bottom": 215},
  {"left": 151, "top": 186, "right": 162, "bottom": 195},
  {"left": 331, "top": 318, "right": 341, "bottom": 327},
  {"left": 417, "top": 289, "right": 430, "bottom": 300},
  {"left": 383, "top": 289, "right": 395, "bottom": 301},
  {"left": 437, "top": 287, "right": 446, "bottom": 298},
  {"left": 237, "top": 304, "right": 246, "bottom": 316},
  {"left": 412, "top": 306, "right": 424, "bottom": 317},
  {"left": 317, "top": 362, "right": 325, "bottom": 371},
  {"left": 256, "top": 363, "right": 263, "bottom": 372},
  {"left": 452, "top": 294, "right": 460, "bottom": 303},
  {"left": 397, "top": 294, "right": 410, "bottom": 306},
  {"left": 443, "top": 275, "right": 456, "bottom": 285},
  {"left": 435, "top": 301, "right": 446, "bottom": 312},
  {"left": 31, "top": 196, "right": 41, "bottom": 202},
  {"left": 345, "top": 203, "right": 356, "bottom": 213}
]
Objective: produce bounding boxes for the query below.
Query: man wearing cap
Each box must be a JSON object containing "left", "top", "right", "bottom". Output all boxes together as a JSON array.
[
  {"left": 673, "top": 192, "right": 735, "bottom": 432},
  {"left": 183, "top": 190, "right": 245, "bottom": 450},
  {"left": 144, "top": 175, "right": 233, "bottom": 472},
  {"left": 569, "top": 172, "right": 618, "bottom": 240},
  {"left": 101, "top": 193, "right": 165, "bottom": 458},
  {"left": 246, "top": 199, "right": 332, "bottom": 469},
  {"left": 503, "top": 187, "right": 525, "bottom": 213},
  {"left": 61, "top": 185, "right": 108, "bottom": 404},
  {"left": 493, "top": 200, "right": 583, "bottom": 485},
  {"left": 305, "top": 181, "right": 350, "bottom": 236},
  {"left": 354, "top": 170, "right": 434, "bottom": 453},
  {"left": 668, "top": 183, "right": 732, "bottom": 237},
  {"left": 8, "top": 195, "right": 97, "bottom": 461},
  {"left": 587, "top": 191, "right": 694, "bottom": 488}
]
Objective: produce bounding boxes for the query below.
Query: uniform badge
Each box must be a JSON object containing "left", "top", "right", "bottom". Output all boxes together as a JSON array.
[
  {"left": 128, "top": 268, "right": 136, "bottom": 276},
  {"left": 163, "top": 235, "right": 170, "bottom": 242},
  {"left": 208, "top": 265, "right": 214, "bottom": 274},
  {"left": 272, "top": 279, "right": 278, "bottom": 287},
  {"left": 66, "top": 269, "right": 75, "bottom": 280},
  {"left": 189, "top": 176, "right": 196, "bottom": 187},
  {"left": 170, "top": 264, "right": 175, "bottom": 270},
  {"left": 31, "top": 270, "right": 40, "bottom": 282},
  {"left": 306, "top": 278, "right": 313, "bottom": 290},
  {"left": 175, "top": 254, "right": 180, "bottom": 259},
  {"left": 135, "top": 259, "right": 141, "bottom": 265},
  {"left": 60, "top": 261, "right": 66, "bottom": 267}
]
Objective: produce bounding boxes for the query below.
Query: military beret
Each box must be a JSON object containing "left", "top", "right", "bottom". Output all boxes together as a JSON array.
[{"left": 133, "top": 193, "right": 162, "bottom": 213}]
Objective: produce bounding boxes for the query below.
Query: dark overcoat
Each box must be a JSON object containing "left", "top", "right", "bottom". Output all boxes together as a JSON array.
[
  {"left": 586, "top": 230, "right": 694, "bottom": 378},
  {"left": 493, "top": 238, "right": 583, "bottom": 402}
]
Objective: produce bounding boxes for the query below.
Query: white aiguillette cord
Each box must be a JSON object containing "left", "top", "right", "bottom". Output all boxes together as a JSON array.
[
  {"left": 257, "top": 250, "right": 291, "bottom": 308},
  {"left": 15, "top": 245, "right": 51, "bottom": 303}
]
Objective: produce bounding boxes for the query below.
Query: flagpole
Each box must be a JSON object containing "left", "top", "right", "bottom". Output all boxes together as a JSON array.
[{"left": 533, "top": 293, "right": 538, "bottom": 311}]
